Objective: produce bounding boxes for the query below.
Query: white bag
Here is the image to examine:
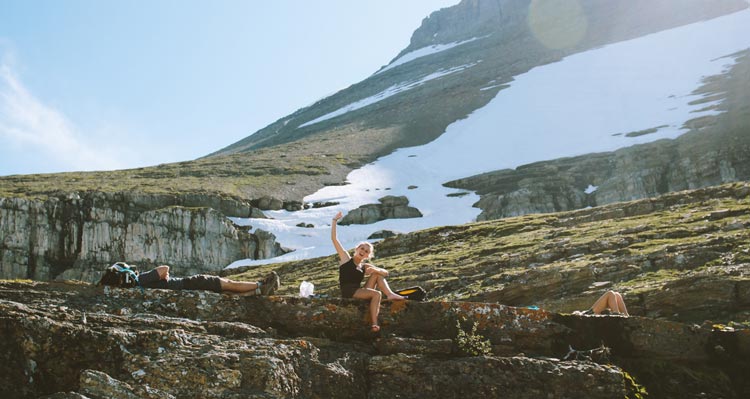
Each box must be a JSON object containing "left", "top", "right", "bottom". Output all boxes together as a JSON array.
[{"left": 299, "top": 281, "right": 314, "bottom": 298}]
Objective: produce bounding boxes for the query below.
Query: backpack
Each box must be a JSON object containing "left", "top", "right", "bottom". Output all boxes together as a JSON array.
[
  {"left": 395, "top": 286, "right": 428, "bottom": 301},
  {"left": 97, "top": 262, "right": 140, "bottom": 288}
]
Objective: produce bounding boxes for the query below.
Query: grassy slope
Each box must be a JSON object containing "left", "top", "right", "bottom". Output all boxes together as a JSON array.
[
  {"left": 232, "top": 182, "right": 750, "bottom": 325},
  {"left": 0, "top": 126, "right": 400, "bottom": 202}
]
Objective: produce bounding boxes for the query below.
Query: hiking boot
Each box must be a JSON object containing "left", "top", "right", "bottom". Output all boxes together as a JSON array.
[{"left": 260, "top": 271, "right": 280, "bottom": 295}]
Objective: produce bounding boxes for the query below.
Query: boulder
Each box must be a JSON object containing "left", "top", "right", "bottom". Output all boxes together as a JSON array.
[
  {"left": 378, "top": 195, "right": 409, "bottom": 207},
  {"left": 368, "top": 230, "right": 399, "bottom": 239},
  {"left": 339, "top": 196, "right": 423, "bottom": 225}
]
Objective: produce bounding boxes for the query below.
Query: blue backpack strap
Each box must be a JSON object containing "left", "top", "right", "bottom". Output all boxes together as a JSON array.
[{"left": 111, "top": 262, "right": 145, "bottom": 294}]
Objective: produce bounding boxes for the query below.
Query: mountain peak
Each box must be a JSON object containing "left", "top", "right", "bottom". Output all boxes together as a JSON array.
[{"left": 401, "top": 0, "right": 524, "bottom": 58}]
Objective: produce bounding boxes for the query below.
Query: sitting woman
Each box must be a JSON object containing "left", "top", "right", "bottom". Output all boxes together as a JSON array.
[
  {"left": 579, "top": 290, "right": 629, "bottom": 316},
  {"left": 331, "top": 211, "right": 404, "bottom": 332}
]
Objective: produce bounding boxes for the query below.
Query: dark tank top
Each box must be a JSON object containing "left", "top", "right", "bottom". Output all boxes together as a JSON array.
[{"left": 339, "top": 258, "right": 364, "bottom": 287}]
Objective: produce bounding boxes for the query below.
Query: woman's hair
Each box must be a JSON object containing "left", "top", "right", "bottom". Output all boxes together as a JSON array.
[{"left": 355, "top": 241, "right": 374, "bottom": 259}]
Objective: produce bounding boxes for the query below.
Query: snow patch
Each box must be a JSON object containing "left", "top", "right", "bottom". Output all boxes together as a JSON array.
[
  {"left": 299, "top": 62, "right": 479, "bottom": 128},
  {"left": 375, "top": 36, "right": 486, "bottom": 75},
  {"left": 480, "top": 83, "right": 505, "bottom": 91}
]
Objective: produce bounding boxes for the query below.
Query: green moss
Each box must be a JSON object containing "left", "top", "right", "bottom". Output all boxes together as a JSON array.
[
  {"left": 622, "top": 370, "right": 649, "bottom": 399},
  {"left": 0, "top": 279, "right": 34, "bottom": 283},
  {"left": 619, "top": 269, "right": 682, "bottom": 292},
  {"left": 0, "top": 132, "right": 378, "bottom": 200}
]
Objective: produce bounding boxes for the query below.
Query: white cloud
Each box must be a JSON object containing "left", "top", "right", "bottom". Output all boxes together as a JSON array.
[{"left": 0, "top": 57, "right": 125, "bottom": 173}]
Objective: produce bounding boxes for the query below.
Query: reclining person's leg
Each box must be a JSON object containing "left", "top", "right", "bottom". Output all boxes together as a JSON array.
[
  {"left": 219, "top": 278, "right": 259, "bottom": 294},
  {"left": 614, "top": 291, "right": 629, "bottom": 316},
  {"left": 219, "top": 271, "right": 279, "bottom": 295},
  {"left": 591, "top": 291, "right": 618, "bottom": 314}
]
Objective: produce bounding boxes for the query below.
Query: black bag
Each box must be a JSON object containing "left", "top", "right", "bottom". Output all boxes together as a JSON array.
[
  {"left": 97, "top": 262, "right": 140, "bottom": 288},
  {"left": 395, "top": 286, "right": 427, "bottom": 301}
]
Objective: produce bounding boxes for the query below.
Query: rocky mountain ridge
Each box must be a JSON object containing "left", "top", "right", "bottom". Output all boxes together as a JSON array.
[{"left": 213, "top": 0, "right": 747, "bottom": 155}]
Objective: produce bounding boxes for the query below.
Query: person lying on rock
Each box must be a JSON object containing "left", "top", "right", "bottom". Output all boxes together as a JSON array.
[
  {"left": 576, "top": 290, "right": 629, "bottom": 316},
  {"left": 331, "top": 211, "right": 404, "bottom": 333},
  {"left": 101, "top": 264, "right": 280, "bottom": 296}
]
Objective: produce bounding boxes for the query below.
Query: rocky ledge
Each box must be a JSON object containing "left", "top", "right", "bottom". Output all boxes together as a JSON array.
[{"left": 1, "top": 281, "right": 748, "bottom": 398}]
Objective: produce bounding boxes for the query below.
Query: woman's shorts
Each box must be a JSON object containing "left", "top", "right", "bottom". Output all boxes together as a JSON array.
[
  {"left": 182, "top": 275, "right": 222, "bottom": 293},
  {"left": 340, "top": 284, "right": 360, "bottom": 299}
]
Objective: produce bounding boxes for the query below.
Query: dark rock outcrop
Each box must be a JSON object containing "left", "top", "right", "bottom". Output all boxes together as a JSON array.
[
  {"left": 339, "top": 196, "right": 422, "bottom": 225},
  {"left": 368, "top": 230, "right": 399, "bottom": 239},
  {"left": 4, "top": 280, "right": 748, "bottom": 398},
  {"left": 252, "top": 196, "right": 304, "bottom": 211}
]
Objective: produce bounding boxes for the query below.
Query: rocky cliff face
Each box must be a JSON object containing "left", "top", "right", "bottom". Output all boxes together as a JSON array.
[
  {"left": 403, "top": 0, "right": 746, "bottom": 55},
  {"left": 2, "top": 280, "right": 747, "bottom": 399},
  {"left": 0, "top": 192, "right": 284, "bottom": 282},
  {"left": 402, "top": 0, "right": 527, "bottom": 51}
]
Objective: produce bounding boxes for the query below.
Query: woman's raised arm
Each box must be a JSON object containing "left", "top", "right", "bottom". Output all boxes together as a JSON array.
[{"left": 331, "top": 211, "right": 351, "bottom": 264}]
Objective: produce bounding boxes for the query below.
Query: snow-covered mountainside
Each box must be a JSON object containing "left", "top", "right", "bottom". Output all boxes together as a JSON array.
[
  {"left": 227, "top": 5, "right": 750, "bottom": 267},
  {"left": 212, "top": 0, "right": 747, "bottom": 156}
]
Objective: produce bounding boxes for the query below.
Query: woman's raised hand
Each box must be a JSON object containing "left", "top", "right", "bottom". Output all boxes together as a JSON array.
[{"left": 331, "top": 211, "right": 349, "bottom": 261}]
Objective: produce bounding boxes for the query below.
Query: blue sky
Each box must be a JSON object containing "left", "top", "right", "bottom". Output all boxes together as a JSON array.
[{"left": 0, "top": 0, "right": 459, "bottom": 176}]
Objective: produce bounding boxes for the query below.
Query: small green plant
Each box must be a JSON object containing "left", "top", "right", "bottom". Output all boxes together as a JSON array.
[
  {"left": 735, "top": 320, "right": 750, "bottom": 329},
  {"left": 622, "top": 370, "right": 648, "bottom": 399},
  {"left": 455, "top": 319, "right": 492, "bottom": 356}
]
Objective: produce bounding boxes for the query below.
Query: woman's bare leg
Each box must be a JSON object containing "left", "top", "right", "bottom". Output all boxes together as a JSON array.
[
  {"left": 591, "top": 291, "right": 618, "bottom": 314},
  {"left": 219, "top": 278, "right": 259, "bottom": 294},
  {"left": 353, "top": 288, "right": 382, "bottom": 328},
  {"left": 364, "top": 274, "right": 405, "bottom": 300},
  {"left": 614, "top": 291, "right": 629, "bottom": 316}
]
